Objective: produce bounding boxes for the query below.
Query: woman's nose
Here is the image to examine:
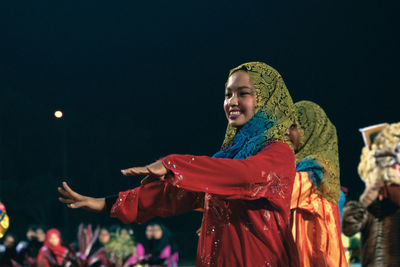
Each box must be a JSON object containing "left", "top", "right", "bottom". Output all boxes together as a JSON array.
[{"left": 228, "top": 94, "right": 239, "bottom": 106}]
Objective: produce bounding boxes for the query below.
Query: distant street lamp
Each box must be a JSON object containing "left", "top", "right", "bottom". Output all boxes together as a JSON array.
[
  {"left": 54, "top": 110, "right": 63, "bottom": 119},
  {"left": 54, "top": 110, "right": 67, "bottom": 177},
  {"left": 54, "top": 109, "right": 69, "bottom": 231}
]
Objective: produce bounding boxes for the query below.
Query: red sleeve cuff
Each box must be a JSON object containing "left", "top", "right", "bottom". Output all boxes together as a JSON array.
[
  {"left": 110, "top": 189, "right": 140, "bottom": 224},
  {"left": 162, "top": 155, "right": 190, "bottom": 187}
]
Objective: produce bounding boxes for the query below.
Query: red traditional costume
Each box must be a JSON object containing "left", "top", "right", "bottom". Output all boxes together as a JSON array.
[
  {"left": 108, "top": 62, "right": 300, "bottom": 266},
  {"left": 111, "top": 142, "right": 299, "bottom": 266}
]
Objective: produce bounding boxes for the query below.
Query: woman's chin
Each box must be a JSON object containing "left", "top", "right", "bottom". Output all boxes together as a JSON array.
[{"left": 228, "top": 120, "right": 244, "bottom": 128}]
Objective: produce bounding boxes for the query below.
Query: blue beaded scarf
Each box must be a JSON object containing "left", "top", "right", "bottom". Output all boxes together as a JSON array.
[
  {"left": 213, "top": 111, "right": 275, "bottom": 160},
  {"left": 296, "top": 159, "right": 323, "bottom": 186}
]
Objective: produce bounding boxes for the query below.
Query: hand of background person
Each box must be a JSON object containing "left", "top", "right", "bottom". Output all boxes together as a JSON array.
[
  {"left": 121, "top": 160, "right": 168, "bottom": 185},
  {"left": 58, "top": 182, "right": 106, "bottom": 212},
  {"left": 359, "top": 180, "right": 384, "bottom": 207},
  {"left": 342, "top": 201, "right": 369, "bottom": 236}
]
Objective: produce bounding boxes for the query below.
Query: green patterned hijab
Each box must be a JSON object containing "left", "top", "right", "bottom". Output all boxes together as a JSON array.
[
  {"left": 295, "top": 101, "right": 340, "bottom": 203},
  {"left": 215, "top": 62, "right": 296, "bottom": 159}
]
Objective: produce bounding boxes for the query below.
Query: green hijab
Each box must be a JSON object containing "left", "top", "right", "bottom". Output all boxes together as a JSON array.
[
  {"left": 220, "top": 62, "right": 296, "bottom": 153},
  {"left": 295, "top": 100, "right": 340, "bottom": 203}
]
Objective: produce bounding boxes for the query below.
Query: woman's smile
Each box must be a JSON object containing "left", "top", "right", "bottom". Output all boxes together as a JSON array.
[
  {"left": 228, "top": 108, "right": 243, "bottom": 119},
  {"left": 224, "top": 70, "right": 256, "bottom": 128}
]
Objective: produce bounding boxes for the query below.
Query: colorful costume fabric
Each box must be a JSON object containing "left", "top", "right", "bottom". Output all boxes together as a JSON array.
[
  {"left": 290, "top": 101, "right": 347, "bottom": 267},
  {"left": 294, "top": 100, "right": 340, "bottom": 203},
  {"left": 0, "top": 202, "right": 9, "bottom": 239},
  {"left": 110, "top": 62, "right": 299, "bottom": 267},
  {"left": 291, "top": 172, "right": 347, "bottom": 267},
  {"left": 342, "top": 188, "right": 400, "bottom": 267},
  {"left": 343, "top": 122, "right": 400, "bottom": 267}
]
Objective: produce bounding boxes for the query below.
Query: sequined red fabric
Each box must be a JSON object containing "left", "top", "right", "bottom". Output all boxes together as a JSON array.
[{"left": 111, "top": 142, "right": 299, "bottom": 267}]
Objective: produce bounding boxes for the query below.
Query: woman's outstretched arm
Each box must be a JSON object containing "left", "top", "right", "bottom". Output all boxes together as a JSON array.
[
  {"left": 58, "top": 181, "right": 204, "bottom": 224},
  {"left": 122, "top": 142, "right": 296, "bottom": 204},
  {"left": 58, "top": 182, "right": 106, "bottom": 212}
]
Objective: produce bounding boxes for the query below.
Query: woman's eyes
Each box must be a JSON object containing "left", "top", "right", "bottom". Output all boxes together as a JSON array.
[
  {"left": 240, "top": 91, "right": 251, "bottom": 96},
  {"left": 224, "top": 90, "right": 252, "bottom": 98}
]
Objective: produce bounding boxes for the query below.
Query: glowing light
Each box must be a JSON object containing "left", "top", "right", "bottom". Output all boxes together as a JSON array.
[{"left": 54, "top": 110, "right": 63, "bottom": 118}]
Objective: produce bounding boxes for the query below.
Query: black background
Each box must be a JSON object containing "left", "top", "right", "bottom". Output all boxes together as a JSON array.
[{"left": 1, "top": 0, "right": 399, "bottom": 261}]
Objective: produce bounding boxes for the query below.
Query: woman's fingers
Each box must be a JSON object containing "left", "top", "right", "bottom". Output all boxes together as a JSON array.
[
  {"left": 58, "top": 197, "right": 74, "bottom": 204},
  {"left": 121, "top": 167, "right": 149, "bottom": 176},
  {"left": 62, "top": 182, "right": 82, "bottom": 199},
  {"left": 121, "top": 161, "right": 167, "bottom": 177},
  {"left": 146, "top": 161, "right": 168, "bottom": 176},
  {"left": 69, "top": 201, "right": 86, "bottom": 209},
  {"left": 58, "top": 183, "right": 105, "bottom": 212},
  {"left": 58, "top": 187, "right": 71, "bottom": 198}
]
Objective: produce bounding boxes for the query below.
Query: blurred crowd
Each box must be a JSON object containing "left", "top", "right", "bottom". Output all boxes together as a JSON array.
[{"left": 0, "top": 222, "right": 178, "bottom": 267}]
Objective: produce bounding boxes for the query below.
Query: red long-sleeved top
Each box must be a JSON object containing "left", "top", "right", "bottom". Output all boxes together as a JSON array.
[{"left": 110, "top": 142, "right": 299, "bottom": 267}]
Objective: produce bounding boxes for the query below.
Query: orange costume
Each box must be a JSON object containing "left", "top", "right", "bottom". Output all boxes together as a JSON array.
[
  {"left": 290, "top": 101, "right": 347, "bottom": 267},
  {"left": 291, "top": 172, "right": 346, "bottom": 266}
]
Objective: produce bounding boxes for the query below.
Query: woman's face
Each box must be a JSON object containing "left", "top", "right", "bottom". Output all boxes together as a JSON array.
[
  {"left": 152, "top": 225, "right": 163, "bottom": 240},
  {"left": 120, "top": 228, "right": 129, "bottom": 237},
  {"left": 4, "top": 235, "right": 15, "bottom": 248},
  {"left": 36, "top": 228, "right": 46, "bottom": 242},
  {"left": 26, "top": 228, "right": 36, "bottom": 240},
  {"left": 224, "top": 71, "right": 256, "bottom": 128},
  {"left": 99, "top": 229, "right": 110, "bottom": 244},
  {"left": 285, "top": 122, "right": 301, "bottom": 152},
  {"left": 145, "top": 225, "right": 154, "bottom": 240},
  {"left": 48, "top": 233, "right": 60, "bottom": 247}
]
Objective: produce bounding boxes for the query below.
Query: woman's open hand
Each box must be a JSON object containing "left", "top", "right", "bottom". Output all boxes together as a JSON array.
[
  {"left": 58, "top": 182, "right": 106, "bottom": 212},
  {"left": 121, "top": 160, "right": 168, "bottom": 185}
]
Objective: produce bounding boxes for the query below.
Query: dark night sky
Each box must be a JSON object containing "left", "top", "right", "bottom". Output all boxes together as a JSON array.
[{"left": 0, "top": 0, "right": 399, "bottom": 260}]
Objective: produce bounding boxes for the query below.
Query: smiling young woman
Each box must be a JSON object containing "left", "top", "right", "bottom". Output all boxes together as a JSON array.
[
  {"left": 224, "top": 70, "right": 256, "bottom": 128},
  {"left": 58, "top": 62, "right": 300, "bottom": 267}
]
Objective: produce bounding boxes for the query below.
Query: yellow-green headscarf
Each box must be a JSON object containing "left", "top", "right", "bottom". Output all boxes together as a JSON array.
[
  {"left": 214, "top": 62, "right": 296, "bottom": 159},
  {"left": 295, "top": 100, "right": 340, "bottom": 203}
]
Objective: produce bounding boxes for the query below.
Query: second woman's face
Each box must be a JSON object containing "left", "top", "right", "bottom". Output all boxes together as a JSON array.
[
  {"left": 36, "top": 229, "right": 46, "bottom": 243},
  {"left": 48, "top": 233, "right": 60, "bottom": 247},
  {"left": 99, "top": 229, "right": 110, "bottom": 244},
  {"left": 145, "top": 225, "right": 154, "bottom": 240},
  {"left": 224, "top": 71, "right": 256, "bottom": 128},
  {"left": 285, "top": 122, "right": 301, "bottom": 152},
  {"left": 152, "top": 225, "right": 163, "bottom": 240}
]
